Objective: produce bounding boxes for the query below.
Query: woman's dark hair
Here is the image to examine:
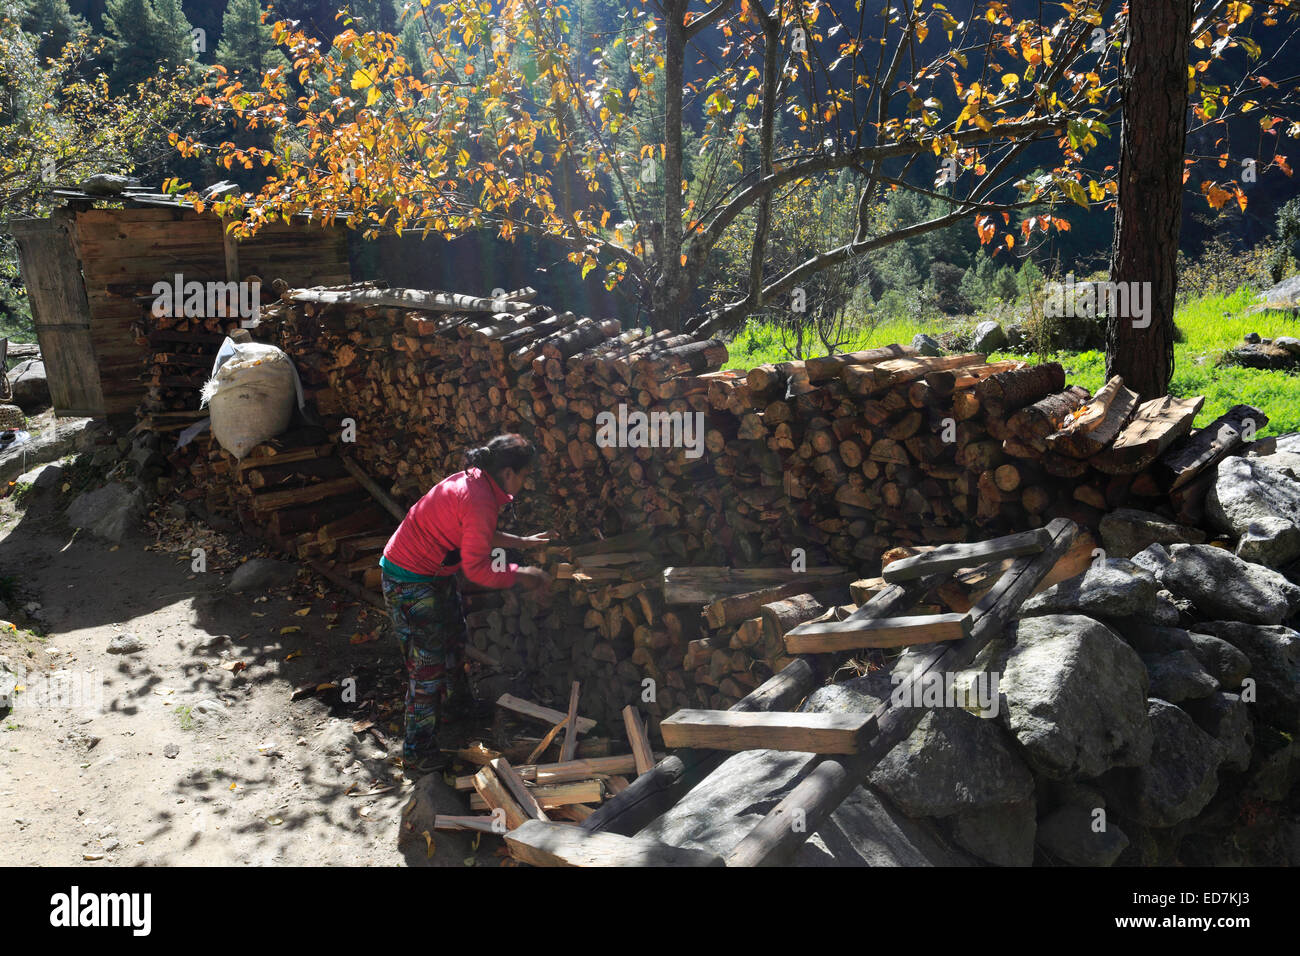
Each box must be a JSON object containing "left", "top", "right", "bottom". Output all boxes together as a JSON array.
[{"left": 465, "top": 433, "right": 536, "bottom": 477}]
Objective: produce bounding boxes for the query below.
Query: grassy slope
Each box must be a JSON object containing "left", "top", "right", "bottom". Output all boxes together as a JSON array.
[{"left": 724, "top": 289, "right": 1300, "bottom": 437}]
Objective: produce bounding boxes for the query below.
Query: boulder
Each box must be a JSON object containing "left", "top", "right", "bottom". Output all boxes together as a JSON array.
[
  {"left": 1152, "top": 591, "right": 1183, "bottom": 627},
  {"left": 106, "top": 633, "right": 144, "bottom": 655},
  {"left": 1099, "top": 508, "right": 1205, "bottom": 559},
  {"left": 910, "top": 332, "right": 943, "bottom": 356},
  {"left": 15, "top": 461, "right": 64, "bottom": 492},
  {"left": 65, "top": 482, "right": 145, "bottom": 543},
  {"left": 7, "top": 359, "right": 49, "bottom": 410},
  {"left": 1193, "top": 621, "right": 1300, "bottom": 732},
  {"left": 1181, "top": 692, "right": 1253, "bottom": 773},
  {"left": 971, "top": 320, "right": 1006, "bottom": 352},
  {"left": 1130, "top": 543, "right": 1174, "bottom": 581},
  {"left": 997, "top": 615, "right": 1153, "bottom": 779},
  {"left": 1018, "top": 558, "right": 1157, "bottom": 621},
  {"left": 0, "top": 416, "right": 92, "bottom": 487},
  {"left": 1187, "top": 632, "right": 1252, "bottom": 689},
  {"left": 1037, "top": 802, "right": 1129, "bottom": 866},
  {"left": 1206, "top": 455, "right": 1300, "bottom": 567},
  {"left": 1100, "top": 698, "right": 1224, "bottom": 828},
  {"left": 947, "top": 798, "right": 1036, "bottom": 867},
  {"left": 227, "top": 557, "right": 299, "bottom": 592},
  {"left": 1161, "top": 543, "right": 1300, "bottom": 625},
  {"left": 868, "top": 707, "right": 1036, "bottom": 818},
  {"left": 1139, "top": 650, "right": 1219, "bottom": 703}
]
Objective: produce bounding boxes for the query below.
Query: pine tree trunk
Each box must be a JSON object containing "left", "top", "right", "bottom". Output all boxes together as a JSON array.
[{"left": 1107, "top": 0, "right": 1191, "bottom": 400}]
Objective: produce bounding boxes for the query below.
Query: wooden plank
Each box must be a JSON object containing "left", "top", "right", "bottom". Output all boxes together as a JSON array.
[
  {"left": 724, "top": 518, "right": 1079, "bottom": 867},
  {"left": 523, "top": 716, "right": 569, "bottom": 765},
  {"left": 881, "top": 527, "right": 1051, "bottom": 582},
  {"left": 622, "top": 706, "right": 655, "bottom": 776},
  {"left": 13, "top": 214, "right": 107, "bottom": 415},
  {"left": 496, "top": 693, "right": 596, "bottom": 734},
  {"left": 340, "top": 454, "right": 407, "bottom": 520},
  {"left": 250, "top": 477, "right": 360, "bottom": 512},
  {"left": 454, "top": 754, "right": 643, "bottom": 791},
  {"left": 663, "top": 565, "right": 849, "bottom": 605},
  {"left": 1157, "top": 404, "right": 1267, "bottom": 491},
  {"left": 470, "top": 779, "right": 604, "bottom": 811},
  {"left": 1090, "top": 395, "right": 1205, "bottom": 475},
  {"left": 505, "top": 820, "right": 724, "bottom": 867},
  {"left": 1044, "top": 375, "right": 1139, "bottom": 458},
  {"left": 579, "top": 657, "right": 822, "bottom": 836},
  {"left": 489, "top": 757, "right": 548, "bottom": 822},
  {"left": 783, "top": 612, "right": 971, "bottom": 652},
  {"left": 559, "top": 682, "right": 582, "bottom": 762},
  {"left": 660, "top": 710, "right": 875, "bottom": 755},
  {"left": 432, "top": 815, "right": 501, "bottom": 833},
  {"left": 290, "top": 286, "right": 531, "bottom": 314}
]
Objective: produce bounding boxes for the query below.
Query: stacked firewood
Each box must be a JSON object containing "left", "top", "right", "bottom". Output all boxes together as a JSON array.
[{"left": 131, "top": 312, "right": 225, "bottom": 435}]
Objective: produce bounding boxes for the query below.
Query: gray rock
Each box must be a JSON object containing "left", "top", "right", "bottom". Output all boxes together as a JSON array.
[
  {"left": 1162, "top": 543, "right": 1300, "bottom": 625},
  {"left": 910, "top": 333, "right": 943, "bottom": 356},
  {"left": 15, "top": 461, "right": 64, "bottom": 492},
  {"left": 7, "top": 359, "right": 48, "bottom": 410},
  {"left": 972, "top": 320, "right": 1006, "bottom": 352},
  {"left": 1100, "top": 698, "right": 1224, "bottom": 828},
  {"left": 163, "top": 743, "right": 180, "bottom": 759},
  {"left": 1115, "top": 622, "right": 1249, "bottom": 689},
  {"left": 1181, "top": 692, "right": 1253, "bottom": 773},
  {"left": 1187, "top": 632, "right": 1252, "bottom": 689},
  {"left": 106, "top": 633, "right": 144, "bottom": 655},
  {"left": 227, "top": 557, "right": 299, "bottom": 592},
  {"left": 1245, "top": 331, "right": 1262, "bottom": 344},
  {"left": 1037, "top": 802, "right": 1129, "bottom": 866},
  {"left": 190, "top": 699, "right": 227, "bottom": 723},
  {"left": 1194, "top": 621, "right": 1300, "bottom": 732},
  {"left": 1245, "top": 736, "right": 1300, "bottom": 802},
  {"left": 869, "top": 707, "right": 1035, "bottom": 818},
  {"left": 948, "top": 797, "right": 1036, "bottom": 867},
  {"left": 998, "top": 615, "right": 1153, "bottom": 779},
  {"left": 1099, "top": 508, "right": 1205, "bottom": 559},
  {"left": 1206, "top": 456, "right": 1300, "bottom": 567},
  {"left": 65, "top": 482, "right": 145, "bottom": 543},
  {"left": 0, "top": 661, "right": 17, "bottom": 709},
  {"left": 1275, "top": 336, "right": 1300, "bottom": 355},
  {"left": 79, "top": 173, "right": 140, "bottom": 195},
  {"left": 1019, "top": 558, "right": 1158, "bottom": 620},
  {"left": 1139, "top": 650, "right": 1219, "bottom": 703},
  {"left": 0, "top": 417, "right": 92, "bottom": 487},
  {"left": 1152, "top": 591, "right": 1183, "bottom": 627},
  {"left": 1131, "top": 543, "right": 1174, "bottom": 581}
]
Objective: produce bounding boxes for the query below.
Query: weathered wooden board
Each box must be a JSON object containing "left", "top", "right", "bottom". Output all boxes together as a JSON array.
[
  {"left": 496, "top": 694, "right": 597, "bottom": 734},
  {"left": 659, "top": 709, "right": 876, "bottom": 754},
  {"left": 783, "top": 612, "right": 971, "bottom": 652},
  {"left": 881, "top": 527, "right": 1051, "bottom": 582},
  {"left": 505, "top": 820, "right": 725, "bottom": 867}
]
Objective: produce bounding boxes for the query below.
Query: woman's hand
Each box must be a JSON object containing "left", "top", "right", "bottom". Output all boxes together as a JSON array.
[
  {"left": 521, "top": 531, "right": 556, "bottom": 549},
  {"left": 515, "top": 566, "right": 552, "bottom": 592}
]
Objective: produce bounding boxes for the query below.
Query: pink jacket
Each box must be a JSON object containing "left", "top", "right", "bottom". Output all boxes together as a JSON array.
[{"left": 383, "top": 468, "right": 519, "bottom": 588}]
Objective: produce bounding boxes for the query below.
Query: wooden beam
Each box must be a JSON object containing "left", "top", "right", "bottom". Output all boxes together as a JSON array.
[
  {"left": 880, "top": 527, "right": 1051, "bottom": 583},
  {"left": 470, "top": 779, "right": 604, "bottom": 811},
  {"left": 505, "top": 820, "right": 724, "bottom": 867},
  {"left": 660, "top": 710, "right": 876, "bottom": 755},
  {"left": 496, "top": 693, "right": 596, "bottom": 734},
  {"left": 432, "top": 815, "right": 500, "bottom": 833},
  {"left": 580, "top": 657, "right": 823, "bottom": 836},
  {"left": 523, "top": 716, "right": 569, "bottom": 766},
  {"left": 339, "top": 455, "right": 407, "bottom": 520},
  {"left": 454, "top": 754, "right": 645, "bottom": 791},
  {"left": 783, "top": 612, "right": 971, "bottom": 653},
  {"left": 723, "top": 518, "right": 1079, "bottom": 867}
]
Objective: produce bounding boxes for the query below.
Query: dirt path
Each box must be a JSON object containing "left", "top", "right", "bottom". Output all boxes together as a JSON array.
[{"left": 0, "top": 478, "right": 497, "bottom": 867}]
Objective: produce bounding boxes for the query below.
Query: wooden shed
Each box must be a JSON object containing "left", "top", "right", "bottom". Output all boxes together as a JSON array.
[{"left": 9, "top": 190, "right": 352, "bottom": 418}]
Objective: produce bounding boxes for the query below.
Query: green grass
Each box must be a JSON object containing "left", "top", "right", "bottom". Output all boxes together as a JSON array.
[
  {"left": 174, "top": 705, "right": 194, "bottom": 731},
  {"left": 724, "top": 288, "right": 1300, "bottom": 436}
]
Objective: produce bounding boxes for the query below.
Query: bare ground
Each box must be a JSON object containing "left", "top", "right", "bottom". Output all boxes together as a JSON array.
[{"left": 0, "top": 476, "right": 500, "bottom": 867}]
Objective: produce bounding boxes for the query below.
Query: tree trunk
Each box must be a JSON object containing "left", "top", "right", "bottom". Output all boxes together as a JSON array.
[
  {"left": 651, "top": 0, "right": 689, "bottom": 332},
  {"left": 1107, "top": 0, "right": 1190, "bottom": 400}
]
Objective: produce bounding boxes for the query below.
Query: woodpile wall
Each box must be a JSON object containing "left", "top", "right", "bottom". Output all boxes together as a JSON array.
[{"left": 155, "top": 284, "right": 1244, "bottom": 734}]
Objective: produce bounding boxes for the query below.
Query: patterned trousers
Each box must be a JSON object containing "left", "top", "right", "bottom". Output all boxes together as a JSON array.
[{"left": 381, "top": 573, "right": 467, "bottom": 763}]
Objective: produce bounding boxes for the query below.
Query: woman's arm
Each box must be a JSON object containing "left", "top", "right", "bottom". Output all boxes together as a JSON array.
[{"left": 492, "top": 530, "right": 554, "bottom": 550}]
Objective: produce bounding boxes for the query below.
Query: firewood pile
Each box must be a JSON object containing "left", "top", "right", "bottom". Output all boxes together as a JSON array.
[{"left": 139, "top": 282, "right": 1264, "bottom": 735}]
